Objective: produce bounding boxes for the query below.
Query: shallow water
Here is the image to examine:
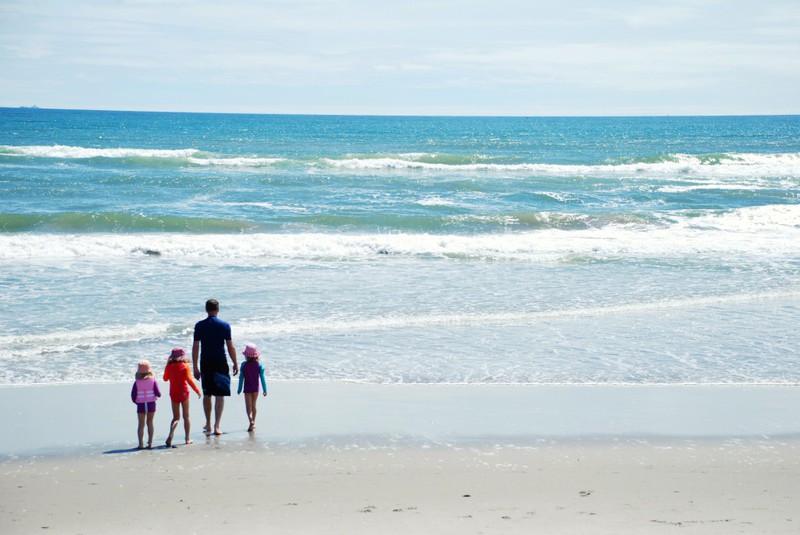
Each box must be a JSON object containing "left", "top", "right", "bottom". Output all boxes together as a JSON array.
[{"left": 1, "top": 110, "right": 799, "bottom": 385}]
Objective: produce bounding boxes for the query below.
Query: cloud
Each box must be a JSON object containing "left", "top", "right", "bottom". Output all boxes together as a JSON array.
[
  {"left": 610, "top": 4, "right": 699, "bottom": 28},
  {"left": 373, "top": 63, "right": 435, "bottom": 72},
  {"left": 428, "top": 38, "right": 800, "bottom": 92},
  {"left": 2, "top": 44, "right": 52, "bottom": 59}
]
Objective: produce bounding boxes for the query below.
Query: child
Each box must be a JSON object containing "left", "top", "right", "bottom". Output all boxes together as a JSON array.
[
  {"left": 163, "top": 347, "right": 201, "bottom": 447},
  {"left": 131, "top": 360, "right": 161, "bottom": 449},
  {"left": 237, "top": 344, "right": 268, "bottom": 432}
]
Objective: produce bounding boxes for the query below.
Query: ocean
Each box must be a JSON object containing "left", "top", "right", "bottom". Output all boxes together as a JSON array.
[{"left": 1, "top": 109, "right": 799, "bottom": 386}]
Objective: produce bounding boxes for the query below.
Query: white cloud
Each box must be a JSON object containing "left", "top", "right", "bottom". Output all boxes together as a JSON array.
[{"left": 2, "top": 44, "right": 52, "bottom": 59}]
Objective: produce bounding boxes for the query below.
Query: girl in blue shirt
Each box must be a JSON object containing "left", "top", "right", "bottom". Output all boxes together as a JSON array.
[{"left": 237, "top": 344, "right": 268, "bottom": 432}]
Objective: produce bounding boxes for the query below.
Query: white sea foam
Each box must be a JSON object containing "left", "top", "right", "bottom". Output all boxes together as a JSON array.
[
  {"left": 698, "top": 204, "right": 800, "bottom": 229},
  {"left": 658, "top": 183, "right": 768, "bottom": 193},
  {"left": 1, "top": 205, "right": 798, "bottom": 261},
  {"left": 0, "top": 145, "right": 201, "bottom": 159},
  {"left": 0, "top": 145, "right": 285, "bottom": 167},
  {"left": 534, "top": 191, "right": 577, "bottom": 203},
  {"left": 322, "top": 152, "right": 800, "bottom": 178},
  {"left": 5, "top": 145, "right": 799, "bottom": 178},
  {"left": 417, "top": 196, "right": 460, "bottom": 207},
  {"left": 3, "top": 291, "right": 795, "bottom": 366},
  {"left": 235, "top": 290, "right": 800, "bottom": 338},
  {"left": 0, "top": 323, "right": 178, "bottom": 362},
  {"left": 221, "top": 201, "right": 310, "bottom": 213},
  {"left": 187, "top": 156, "right": 285, "bottom": 167}
]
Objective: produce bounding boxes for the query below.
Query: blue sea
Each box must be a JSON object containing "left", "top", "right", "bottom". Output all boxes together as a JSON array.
[{"left": 1, "top": 109, "right": 799, "bottom": 386}]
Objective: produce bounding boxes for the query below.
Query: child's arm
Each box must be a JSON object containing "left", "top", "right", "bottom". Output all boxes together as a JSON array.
[
  {"left": 131, "top": 383, "right": 137, "bottom": 403},
  {"left": 154, "top": 381, "right": 161, "bottom": 398},
  {"left": 237, "top": 365, "right": 244, "bottom": 394},
  {"left": 185, "top": 366, "right": 201, "bottom": 396},
  {"left": 259, "top": 363, "right": 268, "bottom": 396},
  {"left": 163, "top": 364, "right": 169, "bottom": 382}
]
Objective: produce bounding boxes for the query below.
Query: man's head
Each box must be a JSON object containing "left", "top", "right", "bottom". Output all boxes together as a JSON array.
[{"left": 205, "top": 299, "right": 220, "bottom": 315}]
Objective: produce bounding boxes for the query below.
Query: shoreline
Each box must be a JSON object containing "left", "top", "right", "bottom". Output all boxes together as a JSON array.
[{"left": 2, "top": 382, "right": 799, "bottom": 460}]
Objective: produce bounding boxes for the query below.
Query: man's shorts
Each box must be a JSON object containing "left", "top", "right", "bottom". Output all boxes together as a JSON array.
[{"left": 201, "top": 360, "right": 231, "bottom": 396}]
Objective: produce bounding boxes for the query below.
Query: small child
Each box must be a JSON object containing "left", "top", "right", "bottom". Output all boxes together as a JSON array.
[
  {"left": 163, "top": 347, "right": 201, "bottom": 447},
  {"left": 237, "top": 344, "right": 268, "bottom": 432},
  {"left": 131, "top": 360, "right": 161, "bottom": 449}
]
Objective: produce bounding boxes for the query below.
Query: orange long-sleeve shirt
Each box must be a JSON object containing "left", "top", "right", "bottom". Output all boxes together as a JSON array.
[{"left": 163, "top": 360, "right": 201, "bottom": 402}]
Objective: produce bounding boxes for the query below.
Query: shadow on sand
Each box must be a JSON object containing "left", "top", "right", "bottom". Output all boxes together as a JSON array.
[{"left": 103, "top": 445, "right": 172, "bottom": 455}]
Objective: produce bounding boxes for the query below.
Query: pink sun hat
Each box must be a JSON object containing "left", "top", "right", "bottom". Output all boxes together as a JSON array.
[
  {"left": 243, "top": 344, "right": 260, "bottom": 359},
  {"left": 137, "top": 360, "right": 152, "bottom": 375},
  {"left": 169, "top": 347, "right": 186, "bottom": 359}
]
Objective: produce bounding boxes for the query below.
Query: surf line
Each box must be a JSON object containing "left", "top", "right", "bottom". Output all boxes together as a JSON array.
[
  {"left": 236, "top": 289, "right": 800, "bottom": 336},
  {"left": 3, "top": 289, "right": 796, "bottom": 359}
]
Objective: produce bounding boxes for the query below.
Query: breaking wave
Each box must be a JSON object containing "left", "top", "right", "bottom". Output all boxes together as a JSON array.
[
  {"left": 3, "top": 144, "right": 799, "bottom": 178},
  {"left": 1, "top": 205, "right": 798, "bottom": 262}
]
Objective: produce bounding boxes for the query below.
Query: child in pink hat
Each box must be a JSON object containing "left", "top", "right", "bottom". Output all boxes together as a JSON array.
[
  {"left": 131, "top": 360, "right": 161, "bottom": 449},
  {"left": 237, "top": 344, "right": 268, "bottom": 432},
  {"left": 163, "top": 347, "right": 201, "bottom": 447}
]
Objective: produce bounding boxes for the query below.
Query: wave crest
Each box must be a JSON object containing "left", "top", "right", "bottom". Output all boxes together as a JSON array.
[
  {"left": 1, "top": 205, "right": 798, "bottom": 261},
  {"left": 3, "top": 144, "right": 799, "bottom": 177},
  {"left": 0, "top": 145, "right": 201, "bottom": 159}
]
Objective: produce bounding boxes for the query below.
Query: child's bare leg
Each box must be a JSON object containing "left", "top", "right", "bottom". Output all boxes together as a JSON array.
[
  {"left": 166, "top": 401, "right": 180, "bottom": 447},
  {"left": 244, "top": 393, "right": 254, "bottom": 431},
  {"left": 249, "top": 392, "right": 259, "bottom": 429},
  {"left": 181, "top": 399, "right": 192, "bottom": 444},
  {"left": 146, "top": 411, "right": 155, "bottom": 448},
  {"left": 137, "top": 412, "right": 146, "bottom": 449}
]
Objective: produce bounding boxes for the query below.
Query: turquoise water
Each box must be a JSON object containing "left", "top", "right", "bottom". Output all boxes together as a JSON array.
[{"left": 1, "top": 108, "right": 799, "bottom": 385}]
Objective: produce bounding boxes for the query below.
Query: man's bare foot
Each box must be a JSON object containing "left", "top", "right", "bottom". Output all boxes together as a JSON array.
[{"left": 185, "top": 439, "right": 193, "bottom": 445}]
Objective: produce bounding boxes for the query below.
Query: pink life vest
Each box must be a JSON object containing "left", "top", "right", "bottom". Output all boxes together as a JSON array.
[{"left": 135, "top": 378, "right": 158, "bottom": 404}]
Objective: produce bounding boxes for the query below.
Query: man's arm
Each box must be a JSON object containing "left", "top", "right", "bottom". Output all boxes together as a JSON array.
[
  {"left": 227, "top": 339, "right": 238, "bottom": 376},
  {"left": 192, "top": 340, "right": 200, "bottom": 380}
]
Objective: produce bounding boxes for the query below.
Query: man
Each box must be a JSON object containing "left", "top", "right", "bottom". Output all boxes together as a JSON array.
[{"left": 192, "top": 299, "right": 238, "bottom": 436}]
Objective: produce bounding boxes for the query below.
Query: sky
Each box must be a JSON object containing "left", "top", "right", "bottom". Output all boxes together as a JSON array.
[{"left": 1, "top": 0, "right": 799, "bottom": 116}]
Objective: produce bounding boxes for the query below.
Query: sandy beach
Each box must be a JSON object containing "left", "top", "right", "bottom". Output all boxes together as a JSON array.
[
  {"left": 1, "top": 383, "right": 799, "bottom": 533},
  {"left": 3, "top": 438, "right": 798, "bottom": 534}
]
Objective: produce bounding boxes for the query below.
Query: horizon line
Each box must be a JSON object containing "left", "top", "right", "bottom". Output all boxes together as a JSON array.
[{"left": 3, "top": 105, "right": 799, "bottom": 120}]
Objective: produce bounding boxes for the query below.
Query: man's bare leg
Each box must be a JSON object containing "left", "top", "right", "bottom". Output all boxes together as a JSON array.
[
  {"left": 203, "top": 395, "right": 212, "bottom": 434},
  {"left": 213, "top": 396, "right": 225, "bottom": 435}
]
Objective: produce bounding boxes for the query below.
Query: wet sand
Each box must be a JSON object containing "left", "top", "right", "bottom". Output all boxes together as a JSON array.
[{"left": 1, "top": 383, "right": 799, "bottom": 533}]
